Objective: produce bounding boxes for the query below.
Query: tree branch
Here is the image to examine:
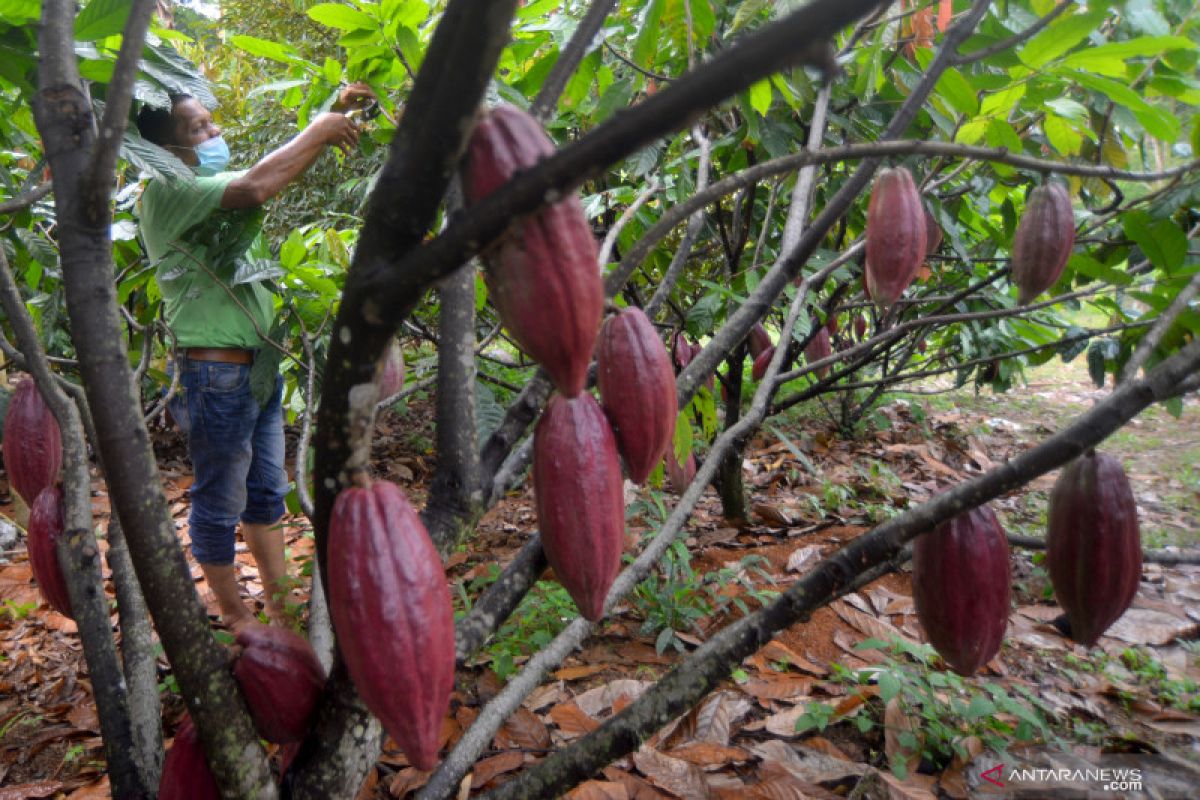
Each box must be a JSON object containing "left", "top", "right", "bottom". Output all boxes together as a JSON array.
[
  {"left": 531, "top": 0, "right": 620, "bottom": 122},
  {"left": 1120, "top": 271, "right": 1200, "bottom": 384},
  {"left": 0, "top": 182, "right": 52, "bottom": 214},
  {"left": 953, "top": 1, "right": 1071, "bottom": 66}
]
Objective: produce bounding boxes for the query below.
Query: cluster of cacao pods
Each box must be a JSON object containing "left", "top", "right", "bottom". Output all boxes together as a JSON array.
[
  {"left": 232, "top": 622, "right": 326, "bottom": 743},
  {"left": 1046, "top": 450, "right": 1141, "bottom": 645},
  {"left": 912, "top": 504, "right": 1011, "bottom": 676},
  {"left": 328, "top": 480, "right": 454, "bottom": 770},
  {"left": 4, "top": 377, "right": 70, "bottom": 616},
  {"left": 1012, "top": 182, "right": 1075, "bottom": 305},
  {"left": 463, "top": 104, "right": 603, "bottom": 398},
  {"left": 864, "top": 167, "right": 927, "bottom": 308}
]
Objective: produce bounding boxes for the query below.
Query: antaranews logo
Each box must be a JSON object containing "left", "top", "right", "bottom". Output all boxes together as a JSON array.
[{"left": 980, "top": 764, "right": 1005, "bottom": 788}]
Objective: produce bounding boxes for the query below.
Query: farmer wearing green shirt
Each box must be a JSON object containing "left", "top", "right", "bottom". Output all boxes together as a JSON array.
[{"left": 137, "top": 86, "right": 371, "bottom": 630}]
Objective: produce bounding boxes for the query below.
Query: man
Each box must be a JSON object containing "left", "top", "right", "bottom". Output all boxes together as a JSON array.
[{"left": 137, "top": 86, "right": 371, "bottom": 630}]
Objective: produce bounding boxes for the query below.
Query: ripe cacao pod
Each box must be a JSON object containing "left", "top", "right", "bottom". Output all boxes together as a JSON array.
[
  {"left": 464, "top": 105, "right": 603, "bottom": 397},
  {"left": 865, "top": 167, "right": 927, "bottom": 308},
  {"left": 665, "top": 449, "right": 696, "bottom": 495},
  {"left": 923, "top": 206, "right": 942, "bottom": 256},
  {"left": 751, "top": 345, "right": 775, "bottom": 381},
  {"left": 1046, "top": 450, "right": 1141, "bottom": 645},
  {"left": 376, "top": 337, "right": 405, "bottom": 399},
  {"left": 824, "top": 316, "right": 838, "bottom": 336},
  {"left": 232, "top": 622, "right": 326, "bottom": 743},
  {"left": 28, "top": 485, "right": 71, "bottom": 618},
  {"left": 912, "top": 505, "right": 1011, "bottom": 676},
  {"left": 853, "top": 314, "right": 868, "bottom": 341},
  {"left": 533, "top": 394, "right": 624, "bottom": 621},
  {"left": 804, "top": 327, "right": 832, "bottom": 378},
  {"left": 596, "top": 307, "right": 677, "bottom": 485},
  {"left": 329, "top": 480, "right": 454, "bottom": 770},
  {"left": 159, "top": 716, "right": 219, "bottom": 800},
  {"left": 1012, "top": 183, "right": 1074, "bottom": 305},
  {"left": 748, "top": 323, "right": 772, "bottom": 359},
  {"left": 688, "top": 342, "right": 716, "bottom": 393},
  {"left": 3, "top": 377, "right": 62, "bottom": 504},
  {"left": 672, "top": 331, "right": 693, "bottom": 370}
]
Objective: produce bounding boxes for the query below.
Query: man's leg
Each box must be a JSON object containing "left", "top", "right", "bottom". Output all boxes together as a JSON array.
[
  {"left": 199, "top": 563, "right": 255, "bottom": 631},
  {"left": 243, "top": 520, "right": 287, "bottom": 621},
  {"left": 242, "top": 373, "right": 292, "bottom": 625}
]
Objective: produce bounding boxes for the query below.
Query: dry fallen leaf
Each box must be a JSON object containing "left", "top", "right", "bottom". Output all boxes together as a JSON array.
[
  {"left": 666, "top": 742, "right": 752, "bottom": 770},
  {"left": 494, "top": 706, "right": 551, "bottom": 751},
  {"left": 470, "top": 751, "right": 526, "bottom": 789},
  {"left": 883, "top": 698, "right": 922, "bottom": 778},
  {"left": 752, "top": 740, "right": 866, "bottom": 784},
  {"left": 740, "top": 675, "right": 814, "bottom": 703},
  {"left": 632, "top": 747, "right": 710, "bottom": 799},
  {"left": 876, "top": 768, "right": 939, "bottom": 800},
  {"left": 549, "top": 701, "right": 601, "bottom": 738},
  {"left": 566, "top": 781, "right": 630, "bottom": 800},
  {"left": 575, "top": 680, "right": 652, "bottom": 718}
]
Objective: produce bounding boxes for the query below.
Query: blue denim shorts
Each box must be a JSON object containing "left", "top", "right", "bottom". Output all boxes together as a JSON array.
[{"left": 168, "top": 358, "right": 289, "bottom": 565}]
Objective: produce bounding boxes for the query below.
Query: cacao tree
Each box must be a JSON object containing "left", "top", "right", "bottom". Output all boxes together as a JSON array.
[{"left": 1, "top": 0, "right": 1198, "bottom": 797}]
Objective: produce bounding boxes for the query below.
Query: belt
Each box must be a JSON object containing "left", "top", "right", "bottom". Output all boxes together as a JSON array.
[{"left": 181, "top": 347, "right": 255, "bottom": 365}]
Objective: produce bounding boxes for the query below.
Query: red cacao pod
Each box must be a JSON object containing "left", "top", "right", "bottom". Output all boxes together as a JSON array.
[
  {"left": 665, "top": 450, "right": 696, "bottom": 495},
  {"left": 1046, "top": 451, "right": 1141, "bottom": 645},
  {"left": 28, "top": 485, "right": 71, "bottom": 618},
  {"left": 159, "top": 716, "right": 219, "bottom": 800},
  {"left": 533, "top": 394, "right": 624, "bottom": 621},
  {"left": 748, "top": 323, "right": 772, "bottom": 359},
  {"left": 1012, "top": 183, "right": 1074, "bottom": 305},
  {"left": 865, "top": 167, "right": 927, "bottom": 308},
  {"left": 329, "top": 480, "right": 454, "bottom": 770},
  {"left": 853, "top": 314, "right": 867, "bottom": 341},
  {"left": 751, "top": 345, "right": 775, "bottom": 381},
  {"left": 923, "top": 206, "right": 942, "bottom": 256},
  {"left": 916, "top": 338, "right": 927, "bottom": 354},
  {"left": 464, "top": 105, "right": 602, "bottom": 397},
  {"left": 3, "top": 377, "right": 62, "bottom": 504},
  {"left": 596, "top": 307, "right": 677, "bottom": 485},
  {"left": 233, "top": 622, "right": 326, "bottom": 743},
  {"left": 804, "top": 327, "right": 832, "bottom": 378},
  {"left": 376, "top": 337, "right": 406, "bottom": 399},
  {"left": 912, "top": 505, "right": 1011, "bottom": 676},
  {"left": 672, "top": 331, "right": 693, "bottom": 370},
  {"left": 824, "top": 316, "right": 838, "bottom": 336}
]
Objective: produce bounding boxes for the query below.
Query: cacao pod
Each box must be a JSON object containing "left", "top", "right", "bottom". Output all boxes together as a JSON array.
[
  {"left": 864, "top": 167, "right": 927, "bottom": 308},
  {"left": 596, "top": 307, "right": 677, "bottom": 485},
  {"left": 804, "top": 327, "right": 832, "bottom": 378},
  {"left": 28, "top": 485, "right": 71, "bottom": 618},
  {"left": 665, "top": 449, "right": 696, "bottom": 495},
  {"left": 464, "top": 105, "right": 602, "bottom": 397},
  {"left": 1046, "top": 450, "right": 1141, "bottom": 645},
  {"left": 3, "top": 377, "right": 62, "bottom": 504},
  {"left": 912, "top": 505, "right": 1011, "bottom": 676},
  {"left": 923, "top": 206, "right": 942, "bottom": 256},
  {"left": 533, "top": 394, "right": 624, "bottom": 621},
  {"left": 376, "top": 337, "right": 406, "bottom": 399},
  {"left": 672, "top": 331, "right": 693, "bottom": 371},
  {"left": 916, "top": 338, "right": 927, "bottom": 354},
  {"left": 751, "top": 345, "right": 775, "bottom": 381},
  {"left": 1011, "top": 183, "right": 1074, "bottom": 305},
  {"left": 748, "top": 323, "right": 772, "bottom": 359},
  {"left": 824, "top": 316, "right": 838, "bottom": 336},
  {"left": 329, "top": 480, "right": 454, "bottom": 770},
  {"left": 853, "top": 314, "right": 868, "bottom": 342},
  {"left": 688, "top": 342, "right": 715, "bottom": 393},
  {"left": 159, "top": 716, "right": 220, "bottom": 800},
  {"left": 232, "top": 622, "right": 326, "bottom": 743}
]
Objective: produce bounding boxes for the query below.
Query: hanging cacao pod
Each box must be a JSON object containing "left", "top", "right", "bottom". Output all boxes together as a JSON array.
[
  {"left": 805, "top": 327, "right": 832, "bottom": 378},
  {"left": 751, "top": 345, "right": 775, "bottom": 381},
  {"left": 596, "top": 307, "right": 677, "bottom": 485},
  {"left": 463, "top": 104, "right": 602, "bottom": 397},
  {"left": 533, "top": 394, "right": 624, "bottom": 621},
  {"left": 748, "top": 323, "right": 772, "bottom": 359},
  {"left": 159, "top": 716, "right": 220, "bottom": 800},
  {"left": 232, "top": 622, "right": 326, "bottom": 743},
  {"left": 665, "top": 449, "right": 696, "bottom": 494},
  {"left": 28, "top": 485, "right": 71, "bottom": 618},
  {"left": 824, "top": 316, "right": 838, "bottom": 336},
  {"left": 3, "top": 377, "right": 62, "bottom": 504},
  {"left": 853, "top": 314, "right": 868, "bottom": 341},
  {"left": 689, "top": 342, "right": 715, "bottom": 393},
  {"left": 865, "top": 167, "right": 927, "bottom": 308},
  {"left": 1012, "top": 183, "right": 1074, "bottom": 305},
  {"left": 912, "top": 505, "right": 1011, "bottom": 676},
  {"left": 672, "top": 331, "right": 693, "bottom": 371},
  {"left": 328, "top": 480, "right": 454, "bottom": 770},
  {"left": 376, "top": 337, "right": 406, "bottom": 400},
  {"left": 923, "top": 206, "right": 943, "bottom": 256},
  {"left": 1046, "top": 450, "right": 1141, "bottom": 645}
]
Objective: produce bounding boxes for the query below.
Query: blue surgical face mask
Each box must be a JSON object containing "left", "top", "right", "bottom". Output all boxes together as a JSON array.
[{"left": 194, "top": 135, "right": 231, "bottom": 176}]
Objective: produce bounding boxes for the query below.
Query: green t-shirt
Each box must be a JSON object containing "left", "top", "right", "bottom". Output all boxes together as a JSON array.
[{"left": 139, "top": 172, "right": 280, "bottom": 349}]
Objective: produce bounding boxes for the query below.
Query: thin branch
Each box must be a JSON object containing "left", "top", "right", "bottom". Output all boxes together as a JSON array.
[
  {"left": 0, "top": 182, "right": 53, "bottom": 214},
  {"left": 952, "top": 0, "right": 1071, "bottom": 65},
  {"left": 531, "top": 0, "right": 620, "bottom": 122},
  {"left": 1120, "top": 271, "right": 1200, "bottom": 384},
  {"left": 603, "top": 41, "right": 673, "bottom": 82},
  {"left": 1007, "top": 534, "right": 1200, "bottom": 566},
  {"left": 598, "top": 177, "right": 660, "bottom": 269},
  {"left": 646, "top": 126, "right": 711, "bottom": 318}
]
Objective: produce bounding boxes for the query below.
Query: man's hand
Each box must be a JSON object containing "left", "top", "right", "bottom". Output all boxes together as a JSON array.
[
  {"left": 311, "top": 112, "right": 361, "bottom": 154},
  {"left": 332, "top": 82, "right": 378, "bottom": 113}
]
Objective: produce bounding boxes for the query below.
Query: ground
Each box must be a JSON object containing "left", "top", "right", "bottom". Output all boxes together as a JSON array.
[{"left": 1, "top": 353, "right": 1198, "bottom": 798}]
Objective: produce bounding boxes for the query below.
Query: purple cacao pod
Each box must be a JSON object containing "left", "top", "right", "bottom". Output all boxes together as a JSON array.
[
  {"left": 804, "top": 327, "right": 832, "bottom": 378},
  {"left": 376, "top": 337, "right": 406, "bottom": 399},
  {"left": 912, "top": 505, "right": 1011, "bottom": 676},
  {"left": 1012, "top": 183, "right": 1074, "bottom": 305},
  {"left": 28, "top": 485, "right": 71, "bottom": 618},
  {"left": 329, "top": 481, "right": 454, "bottom": 770},
  {"left": 865, "top": 167, "right": 927, "bottom": 308},
  {"left": 751, "top": 345, "right": 775, "bottom": 382},
  {"left": 596, "top": 307, "right": 677, "bottom": 485},
  {"left": 923, "top": 205, "right": 943, "bottom": 256},
  {"left": 533, "top": 394, "right": 624, "bottom": 621},
  {"left": 672, "top": 331, "right": 693, "bottom": 371},
  {"left": 1046, "top": 450, "right": 1141, "bottom": 645},
  {"left": 748, "top": 323, "right": 772, "bottom": 359},
  {"left": 159, "top": 716, "right": 220, "bottom": 800},
  {"left": 665, "top": 450, "right": 696, "bottom": 495},
  {"left": 233, "top": 622, "right": 326, "bottom": 743},
  {"left": 3, "top": 377, "right": 62, "bottom": 504}
]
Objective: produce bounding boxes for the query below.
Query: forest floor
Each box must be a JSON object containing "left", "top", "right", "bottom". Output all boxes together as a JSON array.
[{"left": 1, "top": 354, "right": 1198, "bottom": 799}]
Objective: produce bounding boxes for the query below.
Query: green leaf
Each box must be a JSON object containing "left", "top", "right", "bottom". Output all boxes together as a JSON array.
[
  {"left": 1069, "top": 254, "right": 1131, "bottom": 287},
  {"left": 230, "top": 35, "right": 309, "bottom": 68},
  {"left": 633, "top": 0, "right": 665, "bottom": 68},
  {"left": 0, "top": 0, "right": 40, "bottom": 24},
  {"left": 1163, "top": 396, "right": 1184, "bottom": 419},
  {"left": 979, "top": 84, "right": 1025, "bottom": 117},
  {"left": 1087, "top": 340, "right": 1109, "bottom": 388},
  {"left": 730, "top": 0, "right": 769, "bottom": 33},
  {"left": 121, "top": 130, "right": 192, "bottom": 179},
  {"left": 1043, "top": 115, "right": 1081, "bottom": 156},
  {"left": 1068, "top": 71, "right": 1180, "bottom": 141},
  {"left": 748, "top": 78, "right": 772, "bottom": 117},
  {"left": 673, "top": 411, "right": 693, "bottom": 463},
  {"left": 1019, "top": 7, "right": 1107, "bottom": 69},
  {"left": 1123, "top": 212, "right": 1187, "bottom": 273},
  {"left": 1125, "top": 0, "right": 1171, "bottom": 35},
  {"left": 1062, "top": 36, "right": 1195, "bottom": 73},
  {"left": 308, "top": 3, "right": 376, "bottom": 31},
  {"left": 75, "top": 0, "right": 130, "bottom": 41},
  {"left": 878, "top": 671, "right": 900, "bottom": 702},
  {"left": 935, "top": 68, "right": 979, "bottom": 116}
]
